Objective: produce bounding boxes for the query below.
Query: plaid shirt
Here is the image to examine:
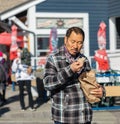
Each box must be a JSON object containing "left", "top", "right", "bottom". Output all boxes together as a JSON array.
[{"left": 43, "top": 46, "right": 92, "bottom": 124}]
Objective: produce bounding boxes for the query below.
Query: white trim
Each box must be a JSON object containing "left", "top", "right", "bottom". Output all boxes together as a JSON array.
[
  {"left": 9, "top": 16, "right": 28, "bottom": 30},
  {"left": 0, "top": 0, "right": 46, "bottom": 20},
  {"left": 27, "top": 6, "right": 36, "bottom": 32},
  {"left": 36, "top": 12, "right": 88, "bottom": 18},
  {"left": 27, "top": 6, "right": 36, "bottom": 55},
  {"left": 35, "top": 12, "right": 90, "bottom": 56},
  {"left": 83, "top": 14, "right": 89, "bottom": 57},
  {"left": 109, "top": 17, "right": 116, "bottom": 51}
]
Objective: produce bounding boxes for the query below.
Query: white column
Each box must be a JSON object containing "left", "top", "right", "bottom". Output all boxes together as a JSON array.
[
  {"left": 109, "top": 17, "right": 116, "bottom": 51},
  {"left": 83, "top": 13, "right": 89, "bottom": 57},
  {"left": 27, "top": 6, "right": 36, "bottom": 56}
]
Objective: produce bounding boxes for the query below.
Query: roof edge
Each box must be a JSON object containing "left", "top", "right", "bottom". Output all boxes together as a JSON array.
[{"left": 0, "top": 0, "right": 46, "bottom": 20}]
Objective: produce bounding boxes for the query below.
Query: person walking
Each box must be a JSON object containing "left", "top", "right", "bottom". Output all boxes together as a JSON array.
[
  {"left": 43, "top": 27, "right": 105, "bottom": 124},
  {"left": 0, "top": 51, "right": 9, "bottom": 106},
  {"left": 11, "top": 47, "right": 35, "bottom": 111}
]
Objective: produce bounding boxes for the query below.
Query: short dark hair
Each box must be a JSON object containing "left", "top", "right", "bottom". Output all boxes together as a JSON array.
[{"left": 66, "top": 27, "right": 85, "bottom": 41}]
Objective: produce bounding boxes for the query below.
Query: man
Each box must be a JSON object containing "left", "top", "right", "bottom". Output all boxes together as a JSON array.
[{"left": 43, "top": 27, "right": 104, "bottom": 124}]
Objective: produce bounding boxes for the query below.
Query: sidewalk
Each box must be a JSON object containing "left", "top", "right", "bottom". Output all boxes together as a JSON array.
[
  {"left": 0, "top": 85, "right": 120, "bottom": 124},
  {"left": 0, "top": 85, "right": 53, "bottom": 124}
]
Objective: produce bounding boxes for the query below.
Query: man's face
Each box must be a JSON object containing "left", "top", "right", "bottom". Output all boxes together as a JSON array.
[{"left": 64, "top": 31, "right": 84, "bottom": 56}]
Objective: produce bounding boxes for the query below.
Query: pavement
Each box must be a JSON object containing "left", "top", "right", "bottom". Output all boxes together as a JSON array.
[{"left": 0, "top": 84, "right": 120, "bottom": 124}]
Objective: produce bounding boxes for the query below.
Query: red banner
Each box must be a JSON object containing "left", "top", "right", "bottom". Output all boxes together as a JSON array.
[{"left": 94, "top": 49, "right": 110, "bottom": 71}]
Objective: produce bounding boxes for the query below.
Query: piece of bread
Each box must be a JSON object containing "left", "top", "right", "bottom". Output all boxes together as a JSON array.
[{"left": 77, "top": 57, "right": 85, "bottom": 64}]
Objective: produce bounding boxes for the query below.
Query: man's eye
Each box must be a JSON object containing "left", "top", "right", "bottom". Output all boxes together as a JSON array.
[
  {"left": 77, "top": 42, "right": 83, "bottom": 45},
  {"left": 71, "top": 40, "right": 75, "bottom": 44}
]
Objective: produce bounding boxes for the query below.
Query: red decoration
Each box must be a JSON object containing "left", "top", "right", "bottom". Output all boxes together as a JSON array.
[{"left": 94, "top": 49, "right": 110, "bottom": 71}]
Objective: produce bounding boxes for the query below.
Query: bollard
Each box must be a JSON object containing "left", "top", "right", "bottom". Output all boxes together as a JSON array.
[{"left": 12, "top": 82, "right": 15, "bottom": 91}]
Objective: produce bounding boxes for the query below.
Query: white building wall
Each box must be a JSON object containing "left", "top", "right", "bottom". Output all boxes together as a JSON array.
[{"left": 108, "top": 51, "right": 120, "bottom": 70}]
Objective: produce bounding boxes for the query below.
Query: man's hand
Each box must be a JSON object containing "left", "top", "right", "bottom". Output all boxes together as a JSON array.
[
  {"left": 90, "top": 86, "right": 103, "bottom": 98},
  {"left": 70, "top": 60, "right": 84, "bottom": 73}
]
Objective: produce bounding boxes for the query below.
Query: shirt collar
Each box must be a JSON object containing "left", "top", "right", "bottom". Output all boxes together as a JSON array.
[{"left": 64, "top": 45, "right": 80, "bottom": 63}]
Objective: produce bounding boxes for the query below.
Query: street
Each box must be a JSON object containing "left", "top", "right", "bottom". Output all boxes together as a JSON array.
[{"left": 0, "top": 85, "right": 120, "bottom": 124}]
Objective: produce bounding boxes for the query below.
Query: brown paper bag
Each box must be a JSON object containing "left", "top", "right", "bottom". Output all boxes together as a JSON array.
[{"left": 78, "top": 70, "right": 101, "bottom": 104}]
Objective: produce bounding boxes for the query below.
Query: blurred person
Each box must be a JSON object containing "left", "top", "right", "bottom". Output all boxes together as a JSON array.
[
  {"left": 43, "top": 27, "right": 105, "bottom": 124},
  {"left": 0, "top": 51, "right": 9, "bottom": 106},
  {"left": 11, "top": 47, "right": 35, "bottom": 111}
]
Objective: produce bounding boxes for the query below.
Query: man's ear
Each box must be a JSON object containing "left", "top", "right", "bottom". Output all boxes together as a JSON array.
[{"left": 64, "top": 36, "right": 67, "bottom": 45}]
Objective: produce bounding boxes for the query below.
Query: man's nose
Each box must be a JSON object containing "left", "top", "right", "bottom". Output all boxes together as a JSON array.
[{"left": 73, "top": 42, "right": 78, "bottom": 48}]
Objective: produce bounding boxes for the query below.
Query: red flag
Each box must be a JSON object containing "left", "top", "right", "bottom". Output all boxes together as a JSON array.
[
  {"left": 94, "top": 22, "right": 110, "bottom": 72},
  {"left": 49, "top": 31, "right": 53, "bottom": 53},
  {"left": 94, "top": 49, "right": 110, "bottom": 71},
  {"left": 49, "top": 28, "right": 58, "bottom": 53},
  {"left": 10, "top": 25, "right": 18, "bottom": 60},
  {"left": 97, "top": 21, "right": 106, "bottom": 49}
]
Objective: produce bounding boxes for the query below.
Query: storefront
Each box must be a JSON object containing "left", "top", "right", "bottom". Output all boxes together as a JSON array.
[
  {"left": 1, "top": 0, "right": 120, "bottom": 70},
  {"left": 28, "top": 11, "right": 89, "bottom": 68}
]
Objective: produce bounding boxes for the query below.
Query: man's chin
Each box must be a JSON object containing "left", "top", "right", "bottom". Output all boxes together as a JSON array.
[{"left": 70, "top": 52, "right": 78, "bottom": 56}]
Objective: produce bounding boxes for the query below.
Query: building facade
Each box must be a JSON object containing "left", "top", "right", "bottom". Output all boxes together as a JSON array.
[
  {"left": 0, "top": 0, "right": 120, "bottom": 70},
  {"left": 28, "top": 0, "right": 120, "bottom": 70}
]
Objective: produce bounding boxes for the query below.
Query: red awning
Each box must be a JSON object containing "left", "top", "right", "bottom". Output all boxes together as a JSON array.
[{"left": 0, "top": 32, "right": 23, "bottom": 46}]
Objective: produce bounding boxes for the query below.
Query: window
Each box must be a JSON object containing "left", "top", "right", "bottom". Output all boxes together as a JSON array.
[
  {"left": 36, "top": 37, "right": 64, "bottom": 57},
  {"left": 35, "top": 12, "right": 89, "bottom": 56}
]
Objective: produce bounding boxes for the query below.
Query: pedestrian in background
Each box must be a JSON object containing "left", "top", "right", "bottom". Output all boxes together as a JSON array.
[
  {"left": 11, "top": 47, "right": 35, "bottom": 111},
  {"left": 0, "top": 51, "right": 8, "bottom": 106},
  {"left": 43, "top": 27, "right": 104, "bottom": 124}
]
